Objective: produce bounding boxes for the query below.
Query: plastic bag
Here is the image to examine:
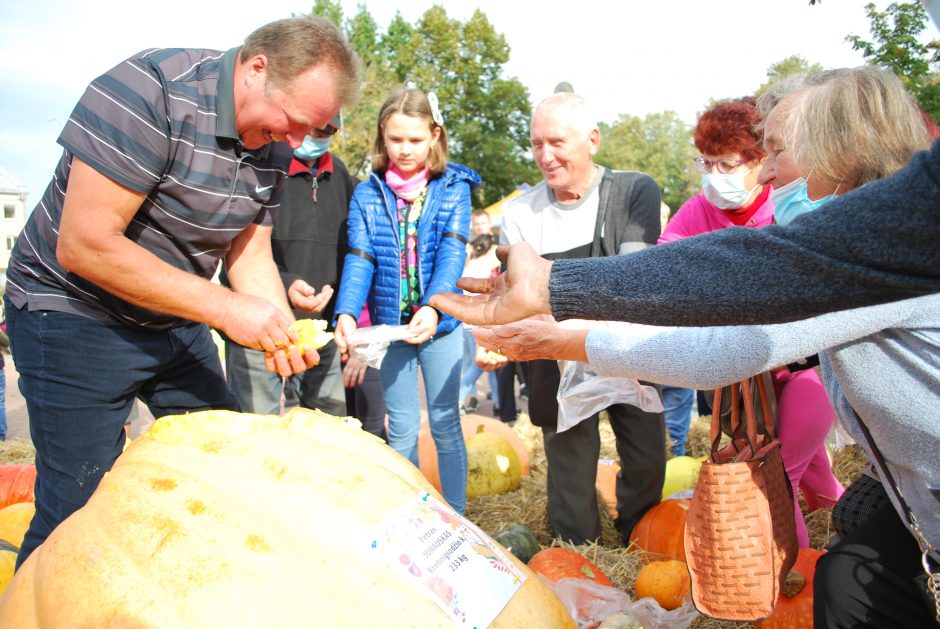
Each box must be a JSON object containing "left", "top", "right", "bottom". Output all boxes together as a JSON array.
[
  {"left": 544, "top": 576, "right": 699, "bottom": 629},
  {"left": 556, "top": 360, "right": 663, "bottom": 433},
  {"left": 346, "top": 324, "right": 414, "bottom": 369},
  {"left": 624, "top": 594, "right": 698, "bottom": 629}
]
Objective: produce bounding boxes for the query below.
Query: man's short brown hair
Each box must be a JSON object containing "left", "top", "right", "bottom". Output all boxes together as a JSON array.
[{"left": 241, "top": 16, "right": 361, "bottom": 107}]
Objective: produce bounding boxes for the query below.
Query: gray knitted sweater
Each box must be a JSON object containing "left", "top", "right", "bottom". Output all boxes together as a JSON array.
[
  {"left": 585, "top": 293, "right": 940, "bottom": 554},
  {"left": 550, "top": 140, "right": 940, "bottom": 326}
]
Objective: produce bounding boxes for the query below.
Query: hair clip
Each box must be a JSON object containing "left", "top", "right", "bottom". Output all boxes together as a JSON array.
[{"left": 427, "top": 91, "right": 444, "bottom": 127}]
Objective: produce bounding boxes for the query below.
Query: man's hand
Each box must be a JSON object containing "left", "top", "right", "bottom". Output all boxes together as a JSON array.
[
  {"left": 429, "top": 242, "right": 554, "bottom": 325},
  {"left": 288, "top": 280, "right": 334, "bottom": 314},
  {"left": 405, "top": 306, "right": 438, "bottom": 344},
  {"left": 265, "top": 345, "right": 320, "bottom": 378},
  {"left": 214, "top": 291, "right": 320, "bottom": 377}
]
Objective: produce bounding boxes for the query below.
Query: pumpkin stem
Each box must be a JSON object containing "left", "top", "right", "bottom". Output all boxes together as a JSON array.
[
  {"left": 476, "top": 425, "right": 485, "bottom": 434},
  {"left": 781, "top": 569, "right": 806, "bottom": 598}
]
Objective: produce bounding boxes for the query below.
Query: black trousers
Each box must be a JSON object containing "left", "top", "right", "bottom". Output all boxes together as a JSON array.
[
  {"left": 528, "top": 359, "right": 666, "bottom": 545},
  {"left": 495, "top": 363, "right": 517, "bottom": 422},
  {"left": 815, "top": 497, "right": 937, "bottom": 628},
  {"left": 345, "top": 366, "right": 387, "bottom": 442}
]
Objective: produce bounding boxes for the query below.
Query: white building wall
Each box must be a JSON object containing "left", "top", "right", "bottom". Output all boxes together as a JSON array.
[{"left": 0, "top": 166, "right": 29, "bottom": 289}]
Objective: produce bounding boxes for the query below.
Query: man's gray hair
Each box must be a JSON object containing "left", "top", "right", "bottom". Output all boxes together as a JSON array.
[{"left": 532, "top": 92, "right": 598, "bottom": 135}]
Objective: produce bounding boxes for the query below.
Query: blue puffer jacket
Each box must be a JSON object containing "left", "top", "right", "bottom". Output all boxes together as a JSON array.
[{"left": 335, "top": 162, "right": 481, "bottom": 335}]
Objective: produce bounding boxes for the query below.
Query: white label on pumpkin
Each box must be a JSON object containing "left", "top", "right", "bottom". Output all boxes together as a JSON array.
[{"left": 369, "top": 492, "right": 526, "bottom": 627}]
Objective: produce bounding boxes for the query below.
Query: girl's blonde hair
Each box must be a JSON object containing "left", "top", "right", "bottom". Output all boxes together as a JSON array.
[{"left": 372, "top": 88, "right": 448, "bottom": 175}]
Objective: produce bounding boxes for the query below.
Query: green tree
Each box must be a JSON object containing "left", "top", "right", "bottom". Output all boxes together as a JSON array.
[
  {"left": 310, "top": 3, "right": 537, "bottom": 204},
  {"left": 596, "top": 112, "right": 699, "bottom": 213},
  {"left": 756, "top": 55, "right": 824, "bottom": 97},
  {"left": 846, "top": 1, "right": 940, "bottom": 122}
]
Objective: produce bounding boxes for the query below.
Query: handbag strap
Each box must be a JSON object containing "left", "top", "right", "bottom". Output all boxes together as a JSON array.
[
  {"left": 710, "top": 376, "right": 776, "bottom": 461},
  {"left": 754, "top": 373, "right": 777, "bottom": 440},
  {"left": 853, "top": 411, "right": 939, "bottom": 621}
]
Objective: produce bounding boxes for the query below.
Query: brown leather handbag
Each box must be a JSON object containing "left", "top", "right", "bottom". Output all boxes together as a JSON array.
[{"left": 684, "top": 374, "right": 798, "bottom": 621}]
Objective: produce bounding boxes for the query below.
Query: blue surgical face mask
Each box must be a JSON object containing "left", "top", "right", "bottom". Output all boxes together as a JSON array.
[
  {"left": 294, "top": 136, "right": 332, "bottom": 162},
  {"left": 770, "top": 177, "right": 837, "bottom": 226},
  {"left": 701, "top": 171, "right": 758, "bottom": 209}
]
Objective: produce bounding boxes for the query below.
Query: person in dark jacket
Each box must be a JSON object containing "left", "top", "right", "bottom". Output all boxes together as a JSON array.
[
  {"left": 333, "top": 88, "right": 479, "bottom": 514},
  {"left": 224, "top": 114, "right": 356, "bottom": 416}
]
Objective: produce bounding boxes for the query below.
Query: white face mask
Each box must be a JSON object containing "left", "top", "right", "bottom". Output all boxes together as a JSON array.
[{"left": 701, "top": 170, "right": 758, "bottom": 209}]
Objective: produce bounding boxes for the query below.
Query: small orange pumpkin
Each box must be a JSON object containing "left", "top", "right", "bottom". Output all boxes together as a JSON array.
[
  {"left": 635, "top": 559, "right": 690, "bottom": 611},
  {"left": 754, "top": 548, "right": 825, "bottom": 629},
  {"left": 527, "top": 547, "right": 613, "bottom": 586},
  {"left": 628, "top": 499, "right": 690, "bottom": 563}
]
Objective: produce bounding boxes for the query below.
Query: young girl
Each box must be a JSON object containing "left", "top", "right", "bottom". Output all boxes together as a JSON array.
[{"left": 333, "top": 88, "right": 480, "bottom": 513}]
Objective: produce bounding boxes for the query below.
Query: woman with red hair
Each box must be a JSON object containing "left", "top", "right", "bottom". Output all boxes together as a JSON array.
[
  {"left": 659, "top": 97, "right": 843, "bottom": 548},
  {"left": 661, "top": 97, "right": 772, "bottom": 240}
]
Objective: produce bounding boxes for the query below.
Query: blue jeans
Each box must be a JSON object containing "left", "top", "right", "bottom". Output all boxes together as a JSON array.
[
  {"left": 5, "top": 298, "right": 237, "bottom": 567},
  {"left": 661, "top": 385, "right": 695, "bottom": 456},
  {"left": 459, "top": 327, "right": 498, "bottom": 407},
  {"left": 380, "top": 327, "right": 467, "bottom": 513},
  {"left": 225, "top": 336, "right": 346, "bottom": 416}
]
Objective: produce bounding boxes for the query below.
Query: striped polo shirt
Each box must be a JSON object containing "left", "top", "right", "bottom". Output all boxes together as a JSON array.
[{"left": 6, "top": 47, "right": 292, "bottom": 330}]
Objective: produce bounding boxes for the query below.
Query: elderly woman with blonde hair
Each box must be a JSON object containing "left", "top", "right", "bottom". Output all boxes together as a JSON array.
[{"left": 465, "top": 66, "right": 938, "bottom": 628}]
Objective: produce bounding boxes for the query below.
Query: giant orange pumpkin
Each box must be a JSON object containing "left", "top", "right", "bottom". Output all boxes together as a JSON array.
[
  {"left": 754, "top": 548, "right": 825, "bottom": 629},
  {"left": 0, "top": 409, "right": 574, "bottom": 628},
  {"left": 419, "top": 414, "right": 530, "bottom": 492},
  {"left": 627, "top": 498, "right": 690, "bottom": 564},
  {"left": 0, "top": 502, "right": 35, "bottom": 549},
  {"left": 528, "top": 547, "right": 613, "bottom": 586},
  {"left": 0, "top": 465, "right": 36, "bottom": 509}
]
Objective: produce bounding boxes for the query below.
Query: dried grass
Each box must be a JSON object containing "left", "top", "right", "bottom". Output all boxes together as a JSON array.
[{"left": 0, "top": 440, "right": 35, "bottom": 465}]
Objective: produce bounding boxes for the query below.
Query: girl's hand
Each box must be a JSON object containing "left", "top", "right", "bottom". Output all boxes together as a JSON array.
[
  {"left": 405, "top": 306, "right": 438, "bottom": 344},
  {"left": 333, "top": 313, "right": 358, "bottom": 354},
  {"left": 343, "top": 353, "right": 368, "bottom": 388}
]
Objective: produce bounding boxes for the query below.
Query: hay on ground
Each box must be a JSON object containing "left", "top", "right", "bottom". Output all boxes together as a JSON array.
[{"left": 0, "top": 440, "right": 35, "bottom": 465}]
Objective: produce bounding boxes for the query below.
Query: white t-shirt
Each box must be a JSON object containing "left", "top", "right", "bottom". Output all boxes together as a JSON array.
[{"left": 499, "top": 167, "right": 603, "bottom": 257}]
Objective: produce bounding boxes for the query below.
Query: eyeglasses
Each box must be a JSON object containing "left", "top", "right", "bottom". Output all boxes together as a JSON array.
[
  {"left": 312, "top": 125, "right": 339, "bottom": 138},
  {"left": 694, "top": 156, "right": 748, "bottom": 175}
]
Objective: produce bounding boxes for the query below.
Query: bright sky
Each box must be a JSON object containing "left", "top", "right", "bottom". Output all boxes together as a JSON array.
[{"left": 0, "top": 0, "right": 927, "bottom": 206}]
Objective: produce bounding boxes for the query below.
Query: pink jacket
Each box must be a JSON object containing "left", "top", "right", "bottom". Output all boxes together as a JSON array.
[{"left": 659, "top": 191, "right": 774, "bottom": 243}]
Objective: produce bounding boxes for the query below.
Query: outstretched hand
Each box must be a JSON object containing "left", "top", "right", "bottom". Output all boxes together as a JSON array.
[
  {"left": 429, "top": 242, "right": 554, "bottom": 325},
  {"left": 471, "top": 316, "right": 589, "bottom": 363}
]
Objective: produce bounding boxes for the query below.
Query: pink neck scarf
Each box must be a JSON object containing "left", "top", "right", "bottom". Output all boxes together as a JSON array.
[{"left": 385, "top": 165, "right": 430, "bottom": 202}]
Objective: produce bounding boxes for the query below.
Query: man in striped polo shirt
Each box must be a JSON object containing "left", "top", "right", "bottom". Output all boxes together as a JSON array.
[{"left": 3, "top": 16, "right": 360, "bottom": 567}]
